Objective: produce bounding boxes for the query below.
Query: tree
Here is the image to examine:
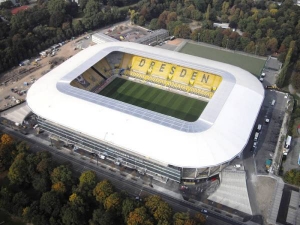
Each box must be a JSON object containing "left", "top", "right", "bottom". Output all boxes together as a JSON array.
[
  {"left": 93, "top": 180, "right": 114, "bottom": 203},
  {"left": 166, "top": 12, "right": 177, "bottom": 25},
  {"left": 84, "top": 0, "right": 101, "bottom": 18},
  {"left": 194, "top": 212, "right": 206, "bottom": 224},
  {"left": 174, "top": 24, "right": 191, "bottom": 39},
  {"left": 91, "top": 210, "right": 116, "bottom": 225},
  {"left": 122, "top": 198, "right": 136, "bottom": 222},
  {"left": 47, "top": 0, "right": 66, "bottom": 15},
  {"left": 104, "top": 192, "right": 122, "bottom": 213},
  {"left": 78, "top": 170, "right": 97, "bottom": 197},
  {"left": 153, "top": 201, "right": 172, "bottom": 223},
  {"left": 173, "top": 212, "right": 190, "bottom": 225},
  {"left": 16, "top": 141, "right": 29, "bottom": 154},
  {"left": 51, "top": 165, "right": 73, "bottom": 187},
  {"left": 79, "top": 0, "right": 89, "bottom": 10},
  {"left": 49, "top": 11, "right": 65, "bottom": 28},
  {"left": 168, "top": 21, "right": 182, "bottom": 35},
  {"left": 145, "top": 195, "right": 162, "bottom": 215},
  {"left": 129, "top": 9, "right": 139, "bottom": 24},
  {"left": 40, "top": 191, "right": 61, "bottom": 217},
  {"left": 8, "top": 153, "right": 29, "bottom": 185},
  {"left": 69, "top": 193, "right": 84, "bottom": 207},
  {"left": 0, "top": 143, "right": 13, "bottom": 171},
  {"left": 32, "top": 174, "right": 50, "bottom": 193},
  {"left": 137, "top": 16, "right": 145, "bottom": 26},
  {"left": 1, "top": 134, "right": 14, "bottom": 145},
  {"left": 266, "top": 37, "right": 278, "bottom": 53},
  {"left": 36, "top": 157, "right": 53, "bottom": 174},
  {"left": 127, "top": 207, "right": 153, "bottom": 225},
  {"left": 73, "top": 20, "right": 85, "bottom": 35},
  {"left": 244, "top": 41, "right": 256, "bottom": 54},
  {"left": 205, "top": 4, "right": 211, "bottom": 20},
  {"left": 294, "top": 60, "right": 300, "bottom": 72},
  {"left": 277, "top": 40, "right": 296, "bottom": 87},
  {"left": 89, "top": 207, "right": 105, "bottom": 225},
  {"left": 291, "top": 72, "right": 300, "bottom": 90},
  {"left": 258, "top": 42, "right": 267, "bottom": 56},
  {"left": 157, "top": 11, "right": 169, "bottom": 28},
  {"left": 52, "top": 181, "right": 66, "bottom": 194},
  {"left": 12, "top": 192, "right": 29, "bottom": 216},
  {"left": 61, "top": 205, "right": 82, "bottom": 225}
]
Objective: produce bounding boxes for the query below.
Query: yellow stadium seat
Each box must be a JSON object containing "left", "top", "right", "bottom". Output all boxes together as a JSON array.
[
  {"left": 121, "top": 54, "right": 133, "bottom": 69},
  {"left": 151, "top": 61, "right": 170, "bottom": 79},
  {"left": 131, "top": 56, "right": 151, "bottom": 74},
  {"left": 171, "top": 66, "right": 193, "bottom": 85},
  {"left": 194, "top": 72, "right": 222, "bottom": 91}
]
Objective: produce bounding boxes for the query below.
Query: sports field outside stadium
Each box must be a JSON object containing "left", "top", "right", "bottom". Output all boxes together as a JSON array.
[
  {"left": 180, "top": 43, "right": 266, "bottom": 76},
  {"left": 99, "top": 78, "right": 208, "bottom": 122}
]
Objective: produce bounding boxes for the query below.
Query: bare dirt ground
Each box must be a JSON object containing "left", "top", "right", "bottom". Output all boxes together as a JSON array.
[
  {"left": 189, "top": 20, "right": 201, "bottom": 31},
  {"left": 167, "top": 39, "right": 183, "bottom": 46},
  {"left": 252, "top": 176, "right": 276, "bottom": 224},
  {"left": 0, "top": 36, "right": 85, "bottom": 110}
]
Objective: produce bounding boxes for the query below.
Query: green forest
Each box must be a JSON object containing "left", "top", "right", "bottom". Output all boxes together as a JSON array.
[
  {"left": 1, "top": 0, "right": 300, "bottom": 86},
  {"left": 0, "top": 133, "right": 206, "bottom": 225}
]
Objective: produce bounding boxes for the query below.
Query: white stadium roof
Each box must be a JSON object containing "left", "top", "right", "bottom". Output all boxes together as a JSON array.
[{"left": 27, "top": 42, "right": 264, "bottom": 168}]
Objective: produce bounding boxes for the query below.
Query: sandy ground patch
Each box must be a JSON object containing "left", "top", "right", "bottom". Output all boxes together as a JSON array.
[
  {"left": 253, "top": 176, "right": 276, "bottom": 224},
  {"left": 0, "top": 36, "right": 85, "bottom": 110},
  {"left": 168, "top": 38, "right": 183, "bottom": 46}
]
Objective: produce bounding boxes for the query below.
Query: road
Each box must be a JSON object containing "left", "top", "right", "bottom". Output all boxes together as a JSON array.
[
  {"left": 0, "top": 124, "right": 248, "bottom": 225},
  {"left": 242, "top": 66, "right": 288, "bottom": 222}
]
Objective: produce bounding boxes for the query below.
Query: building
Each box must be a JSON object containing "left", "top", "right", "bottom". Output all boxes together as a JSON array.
[
  {"left": 0, "top": 0, "right": 17, "bottom": 5},
  {"left": 26, "top": 42, "right": 264, "bottom": 183},
  {"left": 92, "top": 32, "right": 119, "bottom": 44},
  {"left": 135, "top": 29, "right": 169, "bottom": 45}
]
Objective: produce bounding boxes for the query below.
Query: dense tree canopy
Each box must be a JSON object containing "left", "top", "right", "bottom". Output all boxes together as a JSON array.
[{"left": 0, "top": 134, "right": 206, "bottom": 225}]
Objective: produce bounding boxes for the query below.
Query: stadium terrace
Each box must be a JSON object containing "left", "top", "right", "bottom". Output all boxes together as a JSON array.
[{"left": 27, "top": 42, "right": 264, "bottom": 183}]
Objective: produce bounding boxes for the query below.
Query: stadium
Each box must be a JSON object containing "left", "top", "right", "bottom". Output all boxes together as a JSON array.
[{"left": 26, "top": 42, "right": 264, "bottom": 183}]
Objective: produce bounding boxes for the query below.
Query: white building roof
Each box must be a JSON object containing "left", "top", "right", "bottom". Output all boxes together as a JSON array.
[{"left": 26, "top": 42, "right": 264, "bottom": 168}]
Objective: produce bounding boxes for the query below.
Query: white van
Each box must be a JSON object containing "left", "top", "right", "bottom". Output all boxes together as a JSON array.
[
  {"left": 261, "top": 72, "right": 266, "bottom": 77},
  {"left": 254, "top": 132, "right": 260, "bottom": 141},
  {"left": 257, "top": 124, "right": 262, "bottom": 132},
  {"left": 271, "top": 100, "right": 276, "bottom": 106}
]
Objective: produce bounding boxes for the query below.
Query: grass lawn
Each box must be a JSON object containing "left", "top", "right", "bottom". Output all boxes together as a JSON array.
[
  {"left": 99, "top": 78, "right": 207, "bottom": 122},
  {"left": 180, "top": 43, "right": 266, "bottom": 76}
]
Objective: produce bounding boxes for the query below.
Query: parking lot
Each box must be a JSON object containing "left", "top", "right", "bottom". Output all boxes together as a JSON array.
[
  {"left": 241, "top": 66, "right": 289, "bottom": 175},
  {"left": 253, "top": 89, "right": 288, "bottom": 174}
]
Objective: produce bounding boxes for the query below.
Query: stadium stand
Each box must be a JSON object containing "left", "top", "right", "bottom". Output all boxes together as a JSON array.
[
  {"left": 86, "top": 53, "right": 223, "bottom": 98},
  {"left": 71, "top": 68, "right": 105, "bottom": 91},
  {"left": 150, "top": 61, "right": 170, "bottom": 79},
  {"left": 105, "top": 51, "right": 123, "bottom": 69},
  {"left": 131, "top": 56, "right": 151, "bottom": 74},
  {"left": 129, "top": 56, "right": 221, "bottom": 96},
  {"left": 120, "top": 54, "right": 133, "bottom": 69},
  {"left": 93, "top": 59, "right": 112, "bottom": 78},
  {"left": 171, "top": 66, "right": 193, "bottom": 85}
]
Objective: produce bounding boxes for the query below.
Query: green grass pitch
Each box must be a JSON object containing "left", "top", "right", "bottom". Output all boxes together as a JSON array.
[
  {"left": 99, "top": 78, "right": 208, "bottom": 122},
  {"left": 180, "top": 43, "right": 266, "bottom": 76}
]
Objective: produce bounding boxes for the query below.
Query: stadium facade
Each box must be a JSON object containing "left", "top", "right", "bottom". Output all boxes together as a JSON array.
[{"left": 27, "top": 42, "right": 264, "bottom": 183}]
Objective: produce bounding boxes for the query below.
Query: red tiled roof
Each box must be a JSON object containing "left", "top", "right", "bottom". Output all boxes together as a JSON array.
[{"left": 11, "top": 5, "right": 29, "bottom": 15}]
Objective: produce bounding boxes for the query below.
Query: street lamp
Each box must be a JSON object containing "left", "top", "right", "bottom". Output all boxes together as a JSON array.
[
  {"left": 198, "top": 33, "right": 200, "bottom": 43},
  {"left": 255, "top": 45, "right": 258, "bottom": 55}
]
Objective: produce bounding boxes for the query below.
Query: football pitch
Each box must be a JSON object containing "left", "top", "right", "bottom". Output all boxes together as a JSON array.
[
  {"left": 180, "top": 43, "right": 266, "bottom": 76},
  {"left": 99, "top": 78, "right": 208, "bottom": 122}
]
